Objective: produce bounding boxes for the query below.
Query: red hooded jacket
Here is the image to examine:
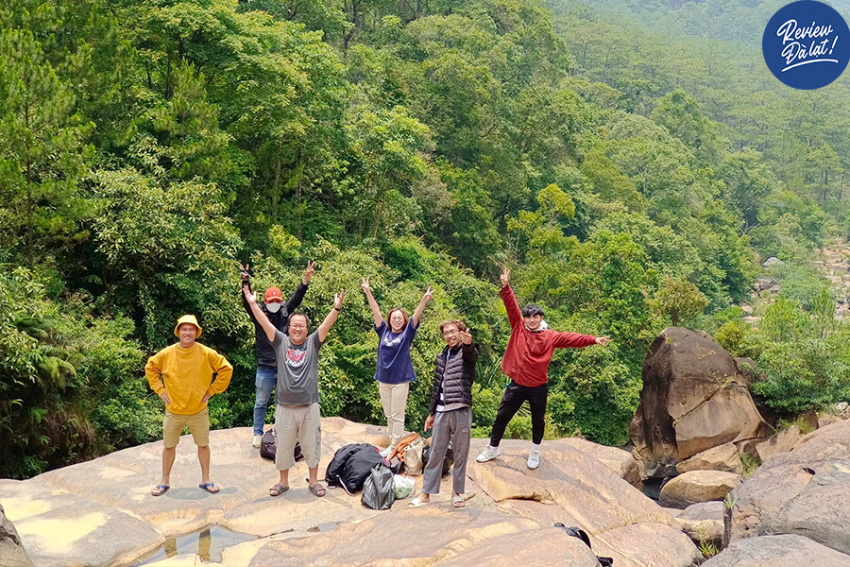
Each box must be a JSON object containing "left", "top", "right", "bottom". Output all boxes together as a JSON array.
[{"left": 500, "top": 285, "right": 598, "bottom": 387}]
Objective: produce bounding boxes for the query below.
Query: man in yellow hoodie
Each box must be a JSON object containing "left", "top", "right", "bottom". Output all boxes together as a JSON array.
[{"left": 146, "top": 315, "right": 233, "bottom": 496}]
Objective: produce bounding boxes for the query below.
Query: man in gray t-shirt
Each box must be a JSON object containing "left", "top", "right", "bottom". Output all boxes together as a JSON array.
[
  {"left": 274, "top": 329, "right": 321, "bottom": 406},
  {"left": 244, "top": 285, "right": 345, "bottom": 498}
]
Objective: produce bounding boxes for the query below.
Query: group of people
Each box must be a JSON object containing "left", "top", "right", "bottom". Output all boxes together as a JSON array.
[{"left": 145, "top": 263, "right": 610, "bottom": 502}]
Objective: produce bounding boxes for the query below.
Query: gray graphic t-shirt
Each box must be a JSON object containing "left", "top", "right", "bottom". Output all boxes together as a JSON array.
[{"left": 273, "top": 330, "right": 323, "bottom": 406}]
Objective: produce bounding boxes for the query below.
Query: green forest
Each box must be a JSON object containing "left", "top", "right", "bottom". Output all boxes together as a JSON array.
[{"left": 3, "top": 0, "right": 850, "bottom": 479}]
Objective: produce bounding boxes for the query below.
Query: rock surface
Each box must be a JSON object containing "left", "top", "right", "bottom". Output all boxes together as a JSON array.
[
  {"left": 729, "top": 419, "right": 850, "bottom": 555},
  {"left": 703, "top": 534, "right": 850, "bottom": 566},
  {"left": 755, "top": 424, "right": 803, "bottom": 464},
  {"left": 0, "top": 502, "right": 34, "bottom": 567},
  {"left": 676, "top": 443, "right": 742, "bottom": 474},
  {"left": 630, "top": 327, "right": 772, "bottom": 477},
  {"left": 659, "top": 471, "right": 741, "bottom": 508},
  {"left": 0, "top": 419, "right": 701, "bottom": 567},
  {"left": 675, "top": 502, "right": 724, "bottom": 547}
]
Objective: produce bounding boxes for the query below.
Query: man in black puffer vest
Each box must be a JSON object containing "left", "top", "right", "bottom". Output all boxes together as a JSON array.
[{"left": 409, "top": 319, "right": 478, "bottom": 508}]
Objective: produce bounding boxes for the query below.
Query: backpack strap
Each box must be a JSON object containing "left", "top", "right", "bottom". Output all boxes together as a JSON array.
[{"left": 554, "top": 523, "right": 613, "bottom": 566}]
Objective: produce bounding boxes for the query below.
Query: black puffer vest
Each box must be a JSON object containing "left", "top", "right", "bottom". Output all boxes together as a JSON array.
[{"left": 429, "top": 343, "right": 479, "bottom": 414}]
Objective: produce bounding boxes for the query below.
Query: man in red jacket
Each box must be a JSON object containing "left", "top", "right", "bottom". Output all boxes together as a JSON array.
[{"left": 477, "top": 268, "right": 611, "bottom": 469}]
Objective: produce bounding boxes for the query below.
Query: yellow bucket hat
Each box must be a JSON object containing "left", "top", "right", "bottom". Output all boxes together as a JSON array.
[{"left": 174, "top": 314, "right": 202, "bottom": 338}]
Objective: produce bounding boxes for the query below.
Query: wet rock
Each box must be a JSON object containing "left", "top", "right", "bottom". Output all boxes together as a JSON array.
[
  {"left": 703, "top": 534, "right": 850, "bottom": 566},
  {"left": 659, "top": 471, "right": 742, "bottom": 508}
]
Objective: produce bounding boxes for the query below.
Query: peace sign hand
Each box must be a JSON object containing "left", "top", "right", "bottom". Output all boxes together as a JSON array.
[
  {"left": 334, "top": 289, "right": 346, "bottom": 310},
  {"left": 500, "top": 268, "right": 510, "bottom": 288},
  {"left": 240, "top": 263, "right": 251, "bottom": 284},
  {"left": 595, "top": 336, "right": 612, "bottom": 346},
  {"left": 422, "top": 285, "right": 435, "bottom": 303},
  {"left": 361, "top": 277, "right": 371, "bottom": 293},
  {"left": 303, "top": 261, "right": 316, "bottom": 284}
]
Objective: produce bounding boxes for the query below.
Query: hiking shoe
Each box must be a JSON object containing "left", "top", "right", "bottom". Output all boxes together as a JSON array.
[
  {"left": 252, "top": 435, "right": 262, "bottom": 449},
  {"left": 527, "top": 452, "right": 540, "bottom": 470},
  {"left": 476, "top": 446, "right": 501, "bottom": 463}
]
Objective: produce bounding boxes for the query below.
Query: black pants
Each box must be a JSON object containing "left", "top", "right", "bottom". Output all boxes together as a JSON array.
[{"left": 489, "top": 381, "right": 548, "bottom": 446}]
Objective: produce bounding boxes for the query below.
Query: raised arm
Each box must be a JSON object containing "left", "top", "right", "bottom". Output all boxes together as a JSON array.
[
  {"left": 240, "top": 263, "right": 256, "bottom": 320},
  {"left": 243, "top": 286, "right": 276, "bottom": 342},
  {"left": 285, "top": 260, "right": 315, "bottom": 314},
  {"left": 318, "top": 289, "right": 345, "bottom": 343},
  {"left": 499, "top": 268, "right": 522, "bottom": 330},
  {"left": 360, "top": 277, "right": 383, "bottom": 328},
  {"left": 411, "top": 285, "right": 434, "bottom": 327}
]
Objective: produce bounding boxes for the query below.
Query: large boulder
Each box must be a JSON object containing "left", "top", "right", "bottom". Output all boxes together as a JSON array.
[
  {"left": 728, "top": 419, "right": 850, "bottom": 555},
  {"left": 703, "top": 534, "right": 850, "bottom": 566},
  {"left": 0, "top": 502, "right": 34, "bottom": 567},
  {"left": 630, "top": 327, "right": 773, "bottom": 477},
  {"left": 659, "top": 471, "right": 741, "bottom": 508}
]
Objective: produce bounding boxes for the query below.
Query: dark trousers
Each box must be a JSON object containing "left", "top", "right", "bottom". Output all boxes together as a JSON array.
[{"left": 489, "top": 380, "right": 548, "bottom": 446}]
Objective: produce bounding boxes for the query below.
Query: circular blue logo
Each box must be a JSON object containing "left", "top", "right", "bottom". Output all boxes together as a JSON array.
[{"left": 763, "top": 0, "right": 850, "bottom": 89}]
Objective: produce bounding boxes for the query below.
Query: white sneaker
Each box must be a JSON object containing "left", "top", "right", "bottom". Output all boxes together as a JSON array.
[
  {"left": 476, "top": 446, "right": 501, "bottom": 463},
  {"left": 379, "top": 446, "right": 394, "bottom": 458},
  {"left": 252, "top": 435, "right": 262, "bottom": 449},
  {"left": 527, "top": 451, "right": 540, "bottom": 470}
]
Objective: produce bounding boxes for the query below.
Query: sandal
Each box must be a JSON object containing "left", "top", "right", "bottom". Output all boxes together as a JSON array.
[
  {"left": 269, "top": 484, "right": 290, "bottom": 497},
  {"left": 198, "top": 482, "right": 220, "bottom": 494},
  {"left": 452, "top": 495, "right": 465, "bottom": 508},
  {"left": 308, "top": 482, "right": 326, "bottom": 497},
  {"left": 151, "top": 484, "right": 170, "bottom": 497}
]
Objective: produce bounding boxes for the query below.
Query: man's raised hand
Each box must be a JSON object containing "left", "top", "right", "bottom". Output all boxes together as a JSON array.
[
  {"left": 243, "top": 286, "right": 257, "bottom": 304},
  {"left": 240, "top": 263, "right": 251, "bottom": 284},
  {"left": 595, "top": 336, "right": 612, "bottom": 346},
  {"left": 460, "top": 328, "right": 473, "bottom": 345},
  {"left": 500, "top": 268, "right": 510, "bottom": 288},
  {"left": 303, "top": 260, "right": 316, "bottom": 284},
  {"left": 334, "top": 289, "right": 346, "bottom": 310}
]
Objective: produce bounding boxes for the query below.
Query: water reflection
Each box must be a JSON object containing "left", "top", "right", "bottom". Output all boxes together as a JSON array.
[{"left": 137, "top": 525, "right": 256, "bottom": 565}]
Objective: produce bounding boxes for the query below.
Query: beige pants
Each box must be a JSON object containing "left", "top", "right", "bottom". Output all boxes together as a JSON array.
[
  {"left": 379, "top": 382, "right": 410, "bottom": 447},
  {"left": 274, "top": 403, "right": 321, "bottom": 470}
]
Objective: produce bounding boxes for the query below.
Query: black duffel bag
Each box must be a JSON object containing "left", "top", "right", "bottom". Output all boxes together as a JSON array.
[{"left": 260, "top": 429, "right": 304, "bottom": 463}]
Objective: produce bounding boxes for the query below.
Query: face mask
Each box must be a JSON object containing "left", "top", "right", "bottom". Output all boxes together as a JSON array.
[{"left": 266, "top": 302, "right": 282, "bottom": 314}]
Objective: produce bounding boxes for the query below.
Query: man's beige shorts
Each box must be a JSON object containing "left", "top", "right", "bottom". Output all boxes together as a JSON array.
[
  {"left": 274, "top": 403, "right": 321, "bottom": 470},
  {"left": 163, "top": 407, "right": 210, "bottom": 448}
]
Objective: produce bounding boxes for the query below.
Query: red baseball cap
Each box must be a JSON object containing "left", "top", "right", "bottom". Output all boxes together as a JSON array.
[{"left": 264, "top": 287, "right": 283, "bottom": 302}]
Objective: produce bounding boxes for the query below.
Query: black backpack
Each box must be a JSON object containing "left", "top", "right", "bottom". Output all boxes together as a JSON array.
[
  {"left": 361, "top": 464, "right": 395, "bottom": 510},
  {"left": 422, "top": 444, "right": 454, "bottom": 477},
  {"left": 325, "top": 443, "right": 387, "bottom": 494},
  {"left": 555, "top": 523, "right": 613, "bottom": 567},
  {"left": 259, "top": 429, "right": 304, "bottom": 463}
]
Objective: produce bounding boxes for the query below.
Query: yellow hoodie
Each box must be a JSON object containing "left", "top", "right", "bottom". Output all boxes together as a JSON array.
[{"left": 145, "top": 343, "right": 233, "bottom": 415}]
